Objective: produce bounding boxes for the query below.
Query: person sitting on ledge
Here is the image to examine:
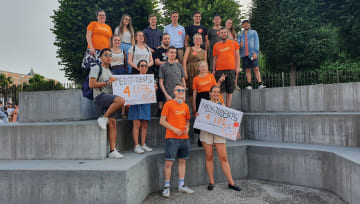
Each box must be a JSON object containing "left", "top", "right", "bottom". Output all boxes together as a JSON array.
[{"left": 89, "top": 48, "right": 125, "bottom": 159}]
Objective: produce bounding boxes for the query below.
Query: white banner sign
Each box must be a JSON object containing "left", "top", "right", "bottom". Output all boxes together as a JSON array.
[
  {"left": 194, "top": 99, "right": 243, "bottom": 141},
  {"left": 112, "top": 74, "right": 156, "bottom": 105}
]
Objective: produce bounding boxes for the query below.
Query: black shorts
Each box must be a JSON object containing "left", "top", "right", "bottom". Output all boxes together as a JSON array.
[
  {"left": 242, "top": 56, "right": 259, "bottom": 69},
  {"left": 215, "top": 70, "right": 236, "bottom": 93}
]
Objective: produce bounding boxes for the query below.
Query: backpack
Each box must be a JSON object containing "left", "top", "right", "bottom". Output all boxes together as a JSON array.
[{"left": 82, "top": 64, "right": 103, "bottom": 100}]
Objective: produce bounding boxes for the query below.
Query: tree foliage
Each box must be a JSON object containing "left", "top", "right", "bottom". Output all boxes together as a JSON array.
[
  {"left": 0, "top": 73, "right": 12, "bottom": 88},
  {"left": 159, "top": 0, "right": 242, "bottom": 32},
  {"left": 250, "top": 0, "right": 336, "bottom": 73},
  {"left": 324, "top": 0, "right": 360, "bottom": 57},
  {"left": 51, "top": 0, "right": 159, "bottom": 83},
  {"left": 23, "top": 74, "right": 65, "bottom": 92}
]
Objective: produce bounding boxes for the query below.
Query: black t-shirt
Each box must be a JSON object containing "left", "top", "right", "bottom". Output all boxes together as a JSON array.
[
  {"left": 154, "top": 47, "right": 179, "bottom": 63},
  {"left": 186, "top": 24, "right": 208, "bottom": 49}
]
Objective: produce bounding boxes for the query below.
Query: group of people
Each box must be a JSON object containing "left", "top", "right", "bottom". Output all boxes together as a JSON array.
[
  {"left": 84, "top": 9, "right": 264, "bottom": 197},
  {"left": 0, "top": 100, "right": 18, "bottom": 123}
]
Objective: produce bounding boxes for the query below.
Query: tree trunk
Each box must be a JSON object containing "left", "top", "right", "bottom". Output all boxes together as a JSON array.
[{"left": 290, "top": 63, "right": 297, "bottom": 86}]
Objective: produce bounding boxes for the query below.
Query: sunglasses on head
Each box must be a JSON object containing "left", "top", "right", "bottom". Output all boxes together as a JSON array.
[{"left": 175, "top": 89, "right": 185, "bottom": 92}]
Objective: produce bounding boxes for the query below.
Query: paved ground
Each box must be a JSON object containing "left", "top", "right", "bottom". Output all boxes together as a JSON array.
[{"left": 142, "top": 179, "right": 345, "bottom": 204}]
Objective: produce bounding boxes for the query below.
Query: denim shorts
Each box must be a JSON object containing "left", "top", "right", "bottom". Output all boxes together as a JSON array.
[
  {"left": 242, "top": 56, "right": 259, "bottom": 69},
  {"left": 165, "top": 138, "right": 190, "bottom": 161},
  {"left": 95, "top": 93, "right": 118, "bottom": 119}
]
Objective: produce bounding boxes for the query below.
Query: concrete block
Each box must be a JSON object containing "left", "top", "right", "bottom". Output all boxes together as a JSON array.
[
  {"left": 19, "top": 90, "right": 103, "bottom": 122},
  {"left": 241, "top": 82, "right": 360, "bottom": 112},
  {"left": 243, "top": 113, "right": 360, "bottom": 147},
  {"left": 0, "top": 121, "right": 107, "bottom": 160}
]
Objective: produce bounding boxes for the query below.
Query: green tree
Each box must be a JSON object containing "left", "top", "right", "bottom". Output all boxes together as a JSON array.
[
  {"left": 324, "top": 0, "right": 360, "bottom": 57},
  {"left": 24, "top": 74, "right": 65, "bottom": 92},
  {"left": 160, "top": 0, "right": 242, "bottom": 32},
  {"left": 250, "top": 0, "right": 336, "bottom": 85},
  {"left": 51, "top": 0, "right": 159, "bottom": 84}
]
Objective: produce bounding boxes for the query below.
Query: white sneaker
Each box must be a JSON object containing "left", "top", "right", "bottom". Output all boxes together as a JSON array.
[
  {"left": 245, "top": 86, "right": 253, "bottom": 90},
  {"left": 235, "top": 85, "right": 241, "bottom": 90},
  {"left": 162, "top": 187, "right": 170, "bottom": 198},
  {"left": 108, "top": 148, "right": 125, "bottom": 159},
  {"left": 141, "top": 144, "right": 153, "bottom": 152},
  {"left": 134, "top": 144, "right": 145, "bottom": 154},
  {"left": 178, "top": 185, "right": 194, "bottom": 194},
  {"left": 258, "top": 84, "right": 266, "bottom": 89},
  {"left": 97, "top": 116, "right": 108, "bottom": 130}
]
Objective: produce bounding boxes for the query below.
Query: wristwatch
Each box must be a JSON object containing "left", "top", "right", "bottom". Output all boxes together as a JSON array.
[{"left": 105, "top": 80, "right": 108, "bottom": 84}]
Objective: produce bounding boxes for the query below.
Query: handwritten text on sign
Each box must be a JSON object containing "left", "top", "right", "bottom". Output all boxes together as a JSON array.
[
  {"left": 194, "top": 99, "right": 243, "bottom": 141},
  {"left": 112, "top": 74, "right": 156, "bottom": 105}
]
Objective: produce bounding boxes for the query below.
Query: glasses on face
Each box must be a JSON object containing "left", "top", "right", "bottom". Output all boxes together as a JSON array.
[
  {"left": 124, "top": 18, "right": 130, "bottom": 21},
  {"left": 104, "top": 53, "right": 112, "bottom": 57},
  {"left": 174, "top": 89, "right": 185, "bottom": 92},
  {"left": 140, "top": 64, "right": 148, "bottom": 68}
]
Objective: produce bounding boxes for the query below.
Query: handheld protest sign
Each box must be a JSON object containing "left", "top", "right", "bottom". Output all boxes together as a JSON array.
[
  {"left": 194, "top": 99, "right": 243, "bottom": 141},
  {"left": 112, "top": 74, "right": 156, "bottom": 105}
]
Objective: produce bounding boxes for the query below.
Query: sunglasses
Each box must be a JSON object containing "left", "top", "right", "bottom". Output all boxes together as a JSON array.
[
  {"left": 140, "top": 64, "right": 148, "bottom": 67},
  {"left": 174, "top": 89, "right": 185, "bottom": 92},
  {"left": 103, "top": 53, "right": 112, "bottom": 57}
]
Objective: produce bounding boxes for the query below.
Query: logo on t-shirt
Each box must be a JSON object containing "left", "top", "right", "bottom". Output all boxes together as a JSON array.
[
  {"left": 198, "top": 29, "right": 203, "bottom": 33},
  {"left": 175, "top": 110, "right": 186, "bottom": 115},
  {"left": 178, "top": 31, "right": 183, "bottom": 35}
]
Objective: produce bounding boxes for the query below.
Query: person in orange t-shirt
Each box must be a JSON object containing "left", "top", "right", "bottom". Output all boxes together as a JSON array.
[
  {"left": 160, "top": 84, "right": 194, "bottom": 197},
  {"left": 81, "top": 9, "right": 112, "bottom": 70},
  {"left": 212, "top": 28, "right": 240, "bottom": 107}
]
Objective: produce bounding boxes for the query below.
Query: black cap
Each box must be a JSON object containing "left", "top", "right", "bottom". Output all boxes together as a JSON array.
[{"left": 242, "top": 19, "right": 250, "bottom": 24}]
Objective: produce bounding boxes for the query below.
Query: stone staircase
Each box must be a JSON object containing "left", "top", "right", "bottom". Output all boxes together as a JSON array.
[{"left": 0, "top": 83, "right": 359, "bottom": 204}]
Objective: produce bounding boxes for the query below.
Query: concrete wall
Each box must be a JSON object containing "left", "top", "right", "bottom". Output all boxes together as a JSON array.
[
  {"left": 241, "top": 82, "right": 360, "bottom": 112},
  {"left": 247, "top": 145, "right": 360, "bottom": 204},
  {"left": 243, "top": 113, "right": 360, "bottom": 147},
  {"left": 0, "top": 121, "right": 107, "bottom": 160},
  {"left": 19, "top": 90, "right": 103, "bottom": 122}
]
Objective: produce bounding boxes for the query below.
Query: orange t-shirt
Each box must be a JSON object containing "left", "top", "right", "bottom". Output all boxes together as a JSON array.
[
  {"left": 213, "top": 40, "right": 239, "bottom": 70},
  {"left": 87, "top": 21, "right": 112, "bottom": 50},
  {"left": 161, "top": 100, "right": 190, "bottom": 139},
  {"left": 193, "top": 73, "right": 217, "bottom": 93}
]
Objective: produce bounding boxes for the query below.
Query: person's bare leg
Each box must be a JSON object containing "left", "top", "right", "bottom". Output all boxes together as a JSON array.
[
  {"left": 104, "top": 97, "right": 125, "bottom": 117},
  {"left": 132, "top": 120, "right": 141, "bottom": 146},
  {"left": 226, "top": 93, "right": 232, "bottom": 107},
  {"left": 140, "top": 120, "right": 148, "bottom": 146},
  {"left": 164, "top": 160, "right": 173, "bottom": 181},
  {"left": 178, "top": 159, "right": 186, "bottom": 179},
  {"left": 254, "top": 67, "right": 262, "bottom": 83},
  {"left": 246, "top": 69, "right": 252, "bottom": 83},
  {"left": 107, "top": 118, "right": 117, "bottom": 151},
  {"left": 203, "top": 143, "right": 215, "bottom": 184},
  {"left": 215, "top": 143, "right": 235, "bottom": 185}
]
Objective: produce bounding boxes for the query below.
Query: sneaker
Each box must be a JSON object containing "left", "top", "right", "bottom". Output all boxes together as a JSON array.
[
  {"left": 258, "top": 84, "right": 266, "bottom": 89},
  {"left": 162, "top": 187, "right": 170, "bottom": 198},
  {"left": 97, "top": 116, "right": 108, "bottom": 130},
  {"left": 228, "top": 184, "right": 242, "bottom": 191},
  {"left": 178, "top": 185, "right": 194, "bottom": 194},
  {"left": 235, "top": 85, "right": 241, "bottom": 90},
  {"left": 245, "top": 86, "right": 253, "bottom": 90},
  {"left": 134, "top": 144, "right": 145, "bottom": 154},
  {"left": 141, "top": 144, "right": 153, "bottom": 152},
  {"left": 207, "top": 183, "right": 214, "bottom": 191},
  {"left": 121, "top": 113, "right": 127, "bottom": 119},
  {"left": 108, "top": 148, "right": 125, "bottom": 159}
]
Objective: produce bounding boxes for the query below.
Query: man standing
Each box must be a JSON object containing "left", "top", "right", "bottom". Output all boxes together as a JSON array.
[
  {"left": 207, "top": 14, "right": 223, "bottom": 72},
  {"left": 89, "top": 48, "right": 126, "bottom": 159},
  {"left": 213, "top": 28, "right": 240, "bottom": 107},
  {"left": 160, "top": 83, "right": 194, "bottom": 198},
  {"left": 185, "top": 11, "right": 208, "bottom": 50},
  {"left": 238, "top": 20, "right": 265, "bottom": 90},
  {"left": 158, "top": 46, "right": 186, "bottom": 101},
  {"left": 164, "top": 11, "right": 186, "bottom": 64},
  {"left": 143, "top": 14, "right": 162, "bottom": 74}
]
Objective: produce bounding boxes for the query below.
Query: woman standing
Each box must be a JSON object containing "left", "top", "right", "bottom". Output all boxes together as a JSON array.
[
  {"left": 225, "top": 19, "right": 240, "bottom": 90},
  {"left": 114, "top": 14, "right": 135, "bottom": 74},
  {"left": 199, "top": 85, "right": 241, "bottom": 191},
  {"left": 183, "top": 34, "right": 206, "bottom": 114},
  {"left": 128, "top": 31, "right": 154, "bottom": 74},
  {"left": 111, "top": 36, "right": 127, "bottom": 119},
  {"left": 81, "top": 9, "right": 112, "bottom": 70},
  {"left": 128, "top": 60, "right": 154, "bottom": 154}
]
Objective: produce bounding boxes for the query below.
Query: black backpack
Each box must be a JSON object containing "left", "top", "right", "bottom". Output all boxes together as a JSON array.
[{"left": 82, "top": 65, "right": 102, "bottom": 100}]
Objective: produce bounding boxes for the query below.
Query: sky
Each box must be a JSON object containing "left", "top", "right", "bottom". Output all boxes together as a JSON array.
[{"left": 0, "top": 0, "right": 252, "bottom": 83}]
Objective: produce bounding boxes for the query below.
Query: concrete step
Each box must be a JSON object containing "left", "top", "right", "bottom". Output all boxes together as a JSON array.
[
  {"left": 0, "top": 121, "right": 107, "bottom": 160},
  {"left": 240, "top": 82, "right": 360, "bottom": 112},
  {"left": 243, "top": 112, "right": 360, "bottom": 147},
  {"left": 0, "top": 141, "right": 359, "bottom": 204}
]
